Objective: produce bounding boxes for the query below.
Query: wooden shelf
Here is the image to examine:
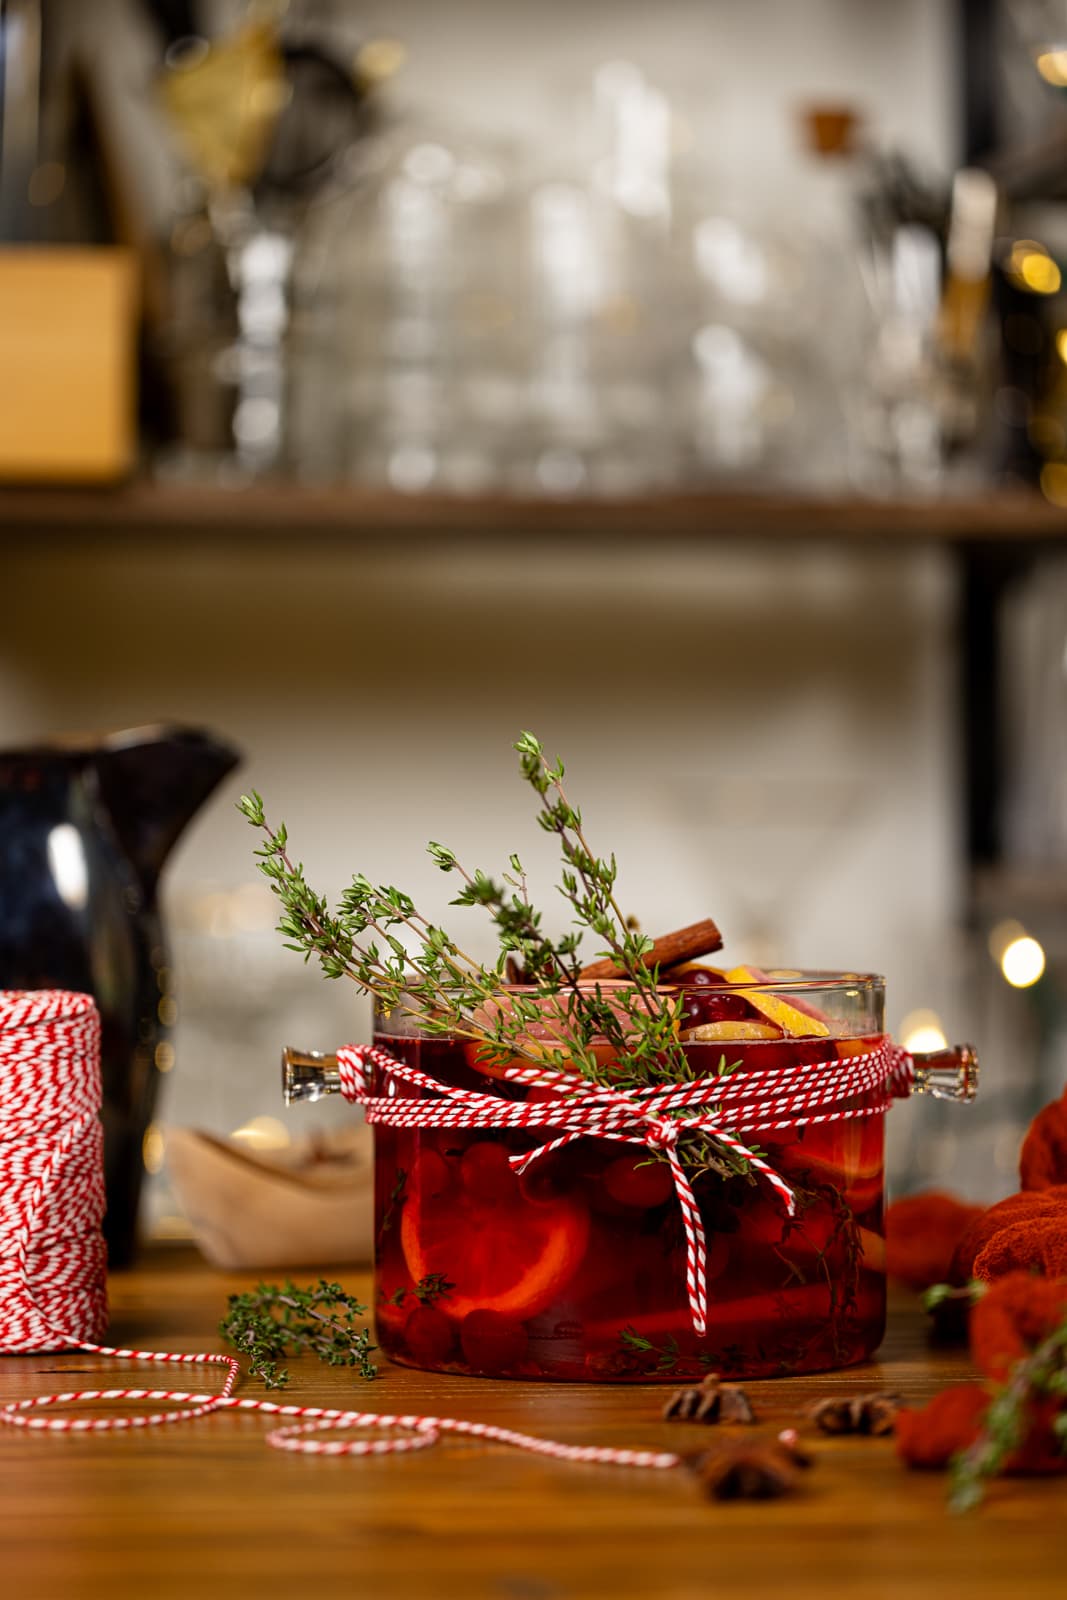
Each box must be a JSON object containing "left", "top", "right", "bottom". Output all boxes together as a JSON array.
[{"left": 3, "top": 478, "right": 1067, "bottom": 543}]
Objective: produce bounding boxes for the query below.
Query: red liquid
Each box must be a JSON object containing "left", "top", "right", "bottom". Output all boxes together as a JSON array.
[{"left": 372, "top": 1031, "right": 886, "bottom": 1381}]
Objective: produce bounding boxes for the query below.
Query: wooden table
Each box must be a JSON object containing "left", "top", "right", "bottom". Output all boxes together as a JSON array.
[{"left": 1, "top": 1249, "right": 1063, "bottom": 1600}]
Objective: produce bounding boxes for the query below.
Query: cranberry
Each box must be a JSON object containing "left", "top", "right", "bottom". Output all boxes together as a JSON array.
[
  {"left": 404, "top": 1305, "right": 455, "bottom": 1366},
  {"left": 680, "top": 991, "right": 755, "bottom": 1029},
  {"left": 583, "top": 1173, "right": 635, "bottom": 1217},
  {"left": 672, "top": 966, "right": 725, "bottom": 987},
  {"left": 412, "top": 1148, "right": 452, "bottom": 1200},
  {"left": 375, "top": 1285, "right": 410, "bottom": 1337},
  {"left": 730, "top": 1194, "right": 793, "bottom": 1251},
  {"left": 518, "top": 1155, "right": 574, "bottom": 1205},
  {"left": 459, "top": 1141, "right": 519, "bottom": 1204},
  {"left": 602, "top": 1153, "right": 675, "bottom": 1209},
  {"left": 460, "top": 1309, "right": 529, "bottom": 1372}
]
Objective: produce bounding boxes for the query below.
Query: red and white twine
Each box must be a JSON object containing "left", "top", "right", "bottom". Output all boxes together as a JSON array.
[
  {"left": 0, "top": 989, "right": 910, "bottom": 1470},
  {"left": 337, "top": 1037, "right": 915, "bottom": 1337},
  {"left": 0, "top": 989, "right": 107, "bottom": 1352}
]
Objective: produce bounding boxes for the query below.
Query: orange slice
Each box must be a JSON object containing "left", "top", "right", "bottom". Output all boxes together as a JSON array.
[
  {"left": 683, "top": 1020, "right": 781, "bottom": 1041},
  {"left": 724, "top": 966, "right": 831, "bottom": 1038},
  {"left": 401, "top": 1158, "right": 590, "bottom": 1320}
]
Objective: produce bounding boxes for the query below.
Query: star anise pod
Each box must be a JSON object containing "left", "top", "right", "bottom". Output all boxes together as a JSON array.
[
  {"left": 688, "top": 1429, "right": 812, "bottom": 1501},
  {"left": 662, "top": 1373, "right": 755, "bottom": 1424},
  {"left": 807, "top": 1391, "right": 901, "bottom": 1436}
]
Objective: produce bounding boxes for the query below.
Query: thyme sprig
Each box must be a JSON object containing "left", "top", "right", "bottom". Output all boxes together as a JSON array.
[
  {"left": 219, "top": 1279, "right": 378, "bottom": 1389},
  {"left": 949, "top": 1306, "right": 1067, "bottom": 1512},
  {"left": 920, "top": 1281, "right": 1067, "bottom": 1509},
  {"left": 240, "top": 732, "right": 750, "bottom": 1173},
  {"left": 617, "top": 1325, "right": 717, "bottom": 1375},
  {"left": 379, "top": 1273, "right": 456, "bottom": 1310}
]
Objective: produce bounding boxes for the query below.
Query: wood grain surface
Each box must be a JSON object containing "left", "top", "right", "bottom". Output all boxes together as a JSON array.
[{"left": 1, "top": 1248, "right": 1064, "bottom": 1600}]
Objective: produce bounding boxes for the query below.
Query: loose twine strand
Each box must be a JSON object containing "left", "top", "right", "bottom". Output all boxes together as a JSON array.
[{"left": 0, "top": 989, "right": 909, "bottom": 1467}]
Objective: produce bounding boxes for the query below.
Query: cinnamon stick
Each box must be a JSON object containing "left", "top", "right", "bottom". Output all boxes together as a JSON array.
[{"left": 577, "top": 918, "right": 723, "bottom": 981}]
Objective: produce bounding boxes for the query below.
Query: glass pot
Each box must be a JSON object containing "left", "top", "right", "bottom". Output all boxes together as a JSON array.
[{"left": 284, "top": 973, "right": 976, "bottom": 1382}]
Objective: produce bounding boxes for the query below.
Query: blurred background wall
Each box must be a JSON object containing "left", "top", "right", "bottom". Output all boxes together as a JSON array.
[{"left": 3, "top": 0, "right": 1066, "bottom": 1241}]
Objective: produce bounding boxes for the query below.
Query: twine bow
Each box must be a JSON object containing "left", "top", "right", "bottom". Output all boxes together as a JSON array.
[{"left": 337, "top": 1039, "right": 915, "bottom": 1337}]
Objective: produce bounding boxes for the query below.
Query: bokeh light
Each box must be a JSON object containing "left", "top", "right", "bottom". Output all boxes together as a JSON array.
[
  {"left": 900, "top": 1008, "right": 948, "bottom": 1054},
  {"left": 229, "top": 1115, "right": 291, "bottom": 1151},
  {"left": 1006, "top": 240, "right": 1062, "bottom": 295},
  {"left": 142, "top": 1123, "right": 165, "bottom": 1174},
  {"left": 1039, "top": 461, "right": 1067, "bottom": 504},
  {"left": 988, "top": 918, "right": 1026, "bottom": 963},
  {"left": 1001, "top": 935, "right": 1046, "bottom": 988},
  {"left": 1036, "top": 47, "right": 1067, "bottom": 86}
]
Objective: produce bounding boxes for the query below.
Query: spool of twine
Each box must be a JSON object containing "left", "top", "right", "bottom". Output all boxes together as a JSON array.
[{"left": 0, "top": 990, "right": 108, "bottom": 1352}]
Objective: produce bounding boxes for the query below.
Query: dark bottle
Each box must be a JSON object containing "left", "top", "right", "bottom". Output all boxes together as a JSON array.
[{"left": 0, "top": 724, "right": 239, "bottom": 1265}]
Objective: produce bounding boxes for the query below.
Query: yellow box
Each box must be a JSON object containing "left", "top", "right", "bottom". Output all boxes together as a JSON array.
[{"left": 0, "top": 248, "right": 137, "bottom": 482}]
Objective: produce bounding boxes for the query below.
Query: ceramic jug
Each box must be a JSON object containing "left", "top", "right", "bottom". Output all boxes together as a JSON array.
[{"left": 0, "top": 725, "right": 239, "bottom": 1264}]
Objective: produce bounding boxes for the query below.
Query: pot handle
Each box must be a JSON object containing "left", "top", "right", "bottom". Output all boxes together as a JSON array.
[
  {"left": 906, "top": 1043, "right": 979, "bottom": 1103},
  {"left": 282, "top": 1046, "right": 341, "bottom": 1103},
  {"left": 282, "top": 1041, "right": 980, "bottom": 1106}
]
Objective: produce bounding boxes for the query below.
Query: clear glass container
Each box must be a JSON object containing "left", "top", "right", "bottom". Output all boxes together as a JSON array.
[{"left": 338, "top": 972, "right": 973, "bottom": 1382}]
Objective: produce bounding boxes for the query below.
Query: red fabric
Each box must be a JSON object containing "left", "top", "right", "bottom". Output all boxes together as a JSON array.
[
  {"left": 897, "top": 1306, "right": 1067, "bottom": 1480},
  {"left": 896, "top": 1384, "right": 1067, "bottom": 1475},
  {"left": 885, "top": 1191, "right": 984, "bottom": 1290},
  {"left": 972, "top": 1218, "right": 1067, "bottom": 1284},
  {"left": 949, "top": 1187, "right": 1067, "bottom": 1284},
  {"left": 896, "top": 1087, "right": 1067, "bottom": 1482},
  {"left": 1020, "top": 1086, "right": 1067, "bottom": 1192},
  {"left": 1009, "top": 1399, "right": 1067, "bottom": 1475},
  {"left": 895, "top": 1384, "right": 987, "bottom": 1469},
  {"left": 969, "top": 1272, "right": 1067, "bottom": 1383}
]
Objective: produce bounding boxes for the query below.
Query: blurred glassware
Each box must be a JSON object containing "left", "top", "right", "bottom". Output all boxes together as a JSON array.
[
  {"left": 850, "top": 222, "right": 945, "bottom": 493},
  {"left": 153, "top": 12, "right": 399, "bottom": 480},
  {"left": 930, "top": 167, "right": 998, "bottom": 457},
  {"left": 152, "top": 53, "right": 965, "bottom": 498},
  {"left": 683, "top": 211, "right": 824, "bottom": 486},
  {"left": 158, "top": 20, "right": 288, "bottom": 193},
  {"left": 679, "top": 131, "right": 874, "bottom": 493},
  {"left": 289, "top": 121, "right": 523, "bottom": 491}
]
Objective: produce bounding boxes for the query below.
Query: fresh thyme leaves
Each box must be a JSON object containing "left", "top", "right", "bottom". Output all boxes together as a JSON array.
[
  {"left": 618, "top": 1325, "right": 684, "bottom": 1373},
  {"left": 379, "top": 1273, "right": 456, "bottom": 1311},
  {"left": 617, "top": 1325, "right": 720, "bottom": 1376},
  {"left": 378, "top": 1166, "right": 408, "bottom": 1239},
  {"left": 239, "top": 732, "right": 689, "bottom": 1091},
  {"left": 219, "top": 1279, "right": 378, "bottom": 1389},
  {"left": 239, "top": 731, "right": 753, "bottom": 1175},
  {"left": 921, "top": 1281, "right": 986, "bottom": 1313},
  {"left": 909, "top": 1280, "right": 1067, "bottom": 1509},
  {"left": 948, "top": 1306, "right": 1067, "bottom": 1512},
  {"left": 413, "top": 1272, "right": 455, "bottom": 1303}
]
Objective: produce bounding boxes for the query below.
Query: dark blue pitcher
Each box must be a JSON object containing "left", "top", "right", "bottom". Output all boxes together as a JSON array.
[{"left": 0, "top": 725, "right": 239, "bottom": 1265}]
